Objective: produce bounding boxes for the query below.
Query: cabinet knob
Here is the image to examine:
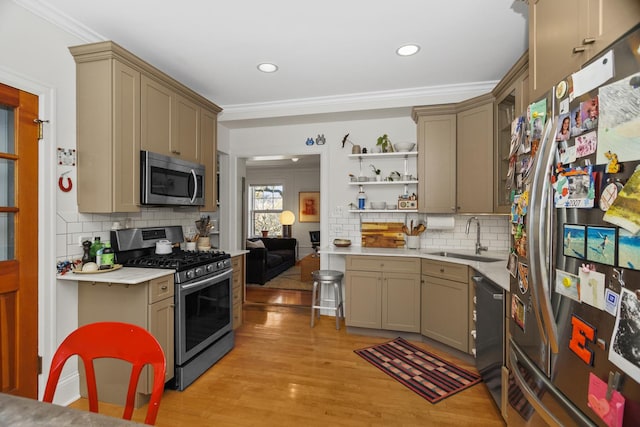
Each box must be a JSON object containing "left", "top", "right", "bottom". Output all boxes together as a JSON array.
[
  {"left": 440, "top": 268, "right": 445, "bottom": 273},
  {"left": 572, "top": 46, "right": 586, "bottom": 54},
  {"left": 582, "top": 37, "right": 595, "bottom": 45},
  {"left": 161, "top": 285, "right": 168, "bottom": 290},
  {"left": 171, "top": 149, "right": 181, "bottom": 155}
]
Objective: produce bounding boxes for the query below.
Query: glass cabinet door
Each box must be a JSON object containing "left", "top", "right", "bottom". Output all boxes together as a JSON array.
[
  {"left": 0, "top": 104, "right": 15, "bottom": 261},
  {"left": 495, "top": 91, "right": 515, "bottom": 213}
]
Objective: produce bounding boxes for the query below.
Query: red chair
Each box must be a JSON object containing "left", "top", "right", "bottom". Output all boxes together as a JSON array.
[{"left": 43, "top": 321, "right": 166, "bottom": 425}]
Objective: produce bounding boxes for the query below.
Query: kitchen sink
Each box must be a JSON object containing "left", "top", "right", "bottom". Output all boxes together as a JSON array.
[{"left": 427, "top": 251, "right": 502, "bottom": 263}]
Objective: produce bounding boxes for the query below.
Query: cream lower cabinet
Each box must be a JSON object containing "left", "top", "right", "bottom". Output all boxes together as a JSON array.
[
  {"left": 231, "top": 254, "right": 245, "bottom": 329},
  {"left": 421, "top": 259, "right": 470, "bottom": 353},
  {"left": 78, "top": 273, "right": 175, "bottom": 407},
  {"left": 345, "top": 256, "right": 421, "bottom": 332}
]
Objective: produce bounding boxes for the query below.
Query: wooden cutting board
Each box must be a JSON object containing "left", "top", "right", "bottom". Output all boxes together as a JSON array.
[{"left": 361, "top": 222, "right": 406, "bottom": 248}]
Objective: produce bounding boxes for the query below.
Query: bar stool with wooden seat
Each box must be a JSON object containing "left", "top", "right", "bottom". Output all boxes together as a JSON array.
[{"left": 310, "top": 269, "right": 344, "bottom": 329}]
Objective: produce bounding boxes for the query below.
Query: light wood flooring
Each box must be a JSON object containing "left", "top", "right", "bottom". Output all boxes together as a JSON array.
[
  {"left": 245, "top": 286, "right": 312, "bottom": 306},
  {"left": 70, "top": 298, "right": 505, "bottom": 426}
]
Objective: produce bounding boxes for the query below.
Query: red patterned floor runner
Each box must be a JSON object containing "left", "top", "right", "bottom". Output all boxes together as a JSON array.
[{"left": 355, "top": 337, "right": 481, "bottom": 403}]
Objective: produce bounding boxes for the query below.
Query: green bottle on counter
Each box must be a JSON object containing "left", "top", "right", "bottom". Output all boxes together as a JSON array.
[{"left": 101, "top": 242, "right": 114, "bottom": 267}]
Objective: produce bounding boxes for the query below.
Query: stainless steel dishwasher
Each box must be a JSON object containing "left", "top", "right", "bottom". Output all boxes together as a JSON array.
[{"left": 472, "top": 274, "right": 505, "bottom": 411}]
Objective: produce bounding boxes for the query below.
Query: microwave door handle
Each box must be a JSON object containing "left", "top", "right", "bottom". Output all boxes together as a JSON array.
[{"left": 189, "top": 169, "right": 198, "bottom": 204}]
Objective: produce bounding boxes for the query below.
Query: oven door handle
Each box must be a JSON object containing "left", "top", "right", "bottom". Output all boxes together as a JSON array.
[{"left": 180, "top": 269, "right": 232, "bottom": 291}]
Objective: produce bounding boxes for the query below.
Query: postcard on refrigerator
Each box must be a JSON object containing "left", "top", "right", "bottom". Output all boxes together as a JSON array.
[
  {"left": 555, "top": 269, "right": 580, "bottom": 302},
  {"left": 609, "top": 288, "right": 640, "bottom": 383},
  {"left": 617, "top": 229, "right": 640, "bottom": 271},
  {"left": 604, "top": 168, "right": 640, "bottom": 234},
  {"left": 553, "top": 166, "right": 595, "bottom": 208},
  {"left": 578, "top": 269, "right": 605, "bottom": 310},
  {"left": 596, "top": 72, "right": 640, "bottom": 164}
]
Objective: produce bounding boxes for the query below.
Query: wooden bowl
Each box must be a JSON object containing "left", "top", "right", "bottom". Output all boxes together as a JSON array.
[{"left": 333, "top": 239, "right": 351, "bottom": 247}]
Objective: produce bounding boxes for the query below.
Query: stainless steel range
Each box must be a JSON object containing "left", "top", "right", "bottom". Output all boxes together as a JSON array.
[{"left": 111, "top": 226, "right": 234, "bottom": 391}]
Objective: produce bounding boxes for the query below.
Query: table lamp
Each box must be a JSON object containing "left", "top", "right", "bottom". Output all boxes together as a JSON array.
[{"left": 280, "top": 210, "right": 295, "bottom": 238}]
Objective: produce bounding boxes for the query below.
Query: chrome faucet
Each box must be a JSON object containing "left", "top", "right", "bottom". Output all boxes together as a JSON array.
[{"left": 466, "top": 216, "right": 488, "bottom": 255}]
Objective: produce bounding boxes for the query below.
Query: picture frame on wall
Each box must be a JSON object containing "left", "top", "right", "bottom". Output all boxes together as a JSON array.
[{"left": 299, "top": 191, "right": 320, "bottom": 223}]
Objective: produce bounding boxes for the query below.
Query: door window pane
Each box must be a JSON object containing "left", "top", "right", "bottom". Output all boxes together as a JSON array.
[
  {"left": 0, "top": 212, "right": 15, "bottom": 261},
  {"left": 0, "top": 105, "right": 15, "bottom": 154},
  {"left": 0, "top": 159, "right": 15, "bottom": 207}
]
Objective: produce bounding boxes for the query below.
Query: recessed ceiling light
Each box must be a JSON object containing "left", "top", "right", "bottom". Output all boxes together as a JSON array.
[
  {"left": 291, "top": 157, "right": 299, "bottom": 162},
  {"left": 396, "top": 44, "right": 420, "bottom": 56},
  {"left": 257, "top": 63, "right": 278, "bottom": 73}
]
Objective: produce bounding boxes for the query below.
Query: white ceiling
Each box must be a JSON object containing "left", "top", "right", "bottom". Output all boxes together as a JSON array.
[{"left": 24, "top": 0, "right": 529, "bottom": 125}]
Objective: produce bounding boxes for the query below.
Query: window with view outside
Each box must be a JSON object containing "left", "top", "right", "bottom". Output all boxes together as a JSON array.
[{"left": 249, "top": 184, "right": 284, "bottom": 236}]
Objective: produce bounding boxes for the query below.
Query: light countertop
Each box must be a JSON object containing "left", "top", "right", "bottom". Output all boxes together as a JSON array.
[
  {"left": 320, "top": 246, "right": 510, "bottom": 291},
  {"left": 57, "top": 267, "right": 174, "bottom": 284}
]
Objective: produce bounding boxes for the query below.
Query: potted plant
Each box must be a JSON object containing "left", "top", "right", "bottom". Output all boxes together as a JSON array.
[
  {"left": 388, "top": 170, "right": 401, "bottom": 181},
  {"left": 376, "top": 134, "right": 393, "bottom": 152},
  {"left": 370, "top": 164, "right": 382, "bottom": 181}
]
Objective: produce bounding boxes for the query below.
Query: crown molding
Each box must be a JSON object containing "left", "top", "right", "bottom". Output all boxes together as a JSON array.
[
  {"left": 13, "top": 0, "right": 105, "bottom": 43},
  {"left": 218, "top": 80, "right": 497, "bottom": 122}
]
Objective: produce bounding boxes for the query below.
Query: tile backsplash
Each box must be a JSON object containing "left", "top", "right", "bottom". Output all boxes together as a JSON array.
[
  {"left": 329, "top": 213, "right": 510, "bottom": 251},
  {"left": 56, "top": 207, "right": 219, "bottom": 262}
]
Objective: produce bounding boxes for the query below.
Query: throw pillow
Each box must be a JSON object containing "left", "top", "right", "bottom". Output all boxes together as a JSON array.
[{"left": 246, "top": 239, "right": 265, "bottom": 249}]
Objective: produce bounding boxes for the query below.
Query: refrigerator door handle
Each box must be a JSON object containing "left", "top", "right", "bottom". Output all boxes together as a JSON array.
[
  {"left": 527, "top": 115, "right": 560, "bottom": 354},
  {"left": 510, "top": 339, "right": 597, "bottom": 427}
]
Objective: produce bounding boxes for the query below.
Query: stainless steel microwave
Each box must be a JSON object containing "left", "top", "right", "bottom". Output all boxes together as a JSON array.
[{"left": 141, "top": 151, "right": 205, "bottom": 206}]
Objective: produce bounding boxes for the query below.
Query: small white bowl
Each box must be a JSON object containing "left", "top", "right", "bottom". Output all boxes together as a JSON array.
[
  {"left": 370, "top": 201, "right": 386, "bottom": 210},
  {"left": 394, "top": 142, "right": 416, "bottom": 152}
]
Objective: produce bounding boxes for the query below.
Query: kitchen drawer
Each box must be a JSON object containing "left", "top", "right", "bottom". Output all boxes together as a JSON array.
[
  {"left": 148, "top": 274, "right": 174, "bottom": 304},
  {"left": 421, "top": 259, "right": 468, "bottom": 283},
  {"left": 346, "top": 255, "right": 420, "bottom": 273}
]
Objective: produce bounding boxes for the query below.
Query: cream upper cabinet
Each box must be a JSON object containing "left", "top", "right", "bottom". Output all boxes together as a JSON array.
[
  {"left": 71, "top": 50, "right": 141, "bottom": 213},
  {"left": 200, "top": 108, "right": 218, "bottom": 212},
  {"left": 173, "top": 94, "right": 200, "bottom": 163},
  {"left": 141, "top": 77, "right": 201, "bottom": 164},
  {"left": 70, "top": 41, "right": 221, "bottom": 213},
  {"left": 413, "top": 95, "right": 494, "bottom": 214},
  {"left": 413, "top": 106, "right": 457, "bottom": 214},
  {"left": 141, "top": 76, "right": 173, "bottom": 158},
  {"left": 456, "top": 95, "right": 494, "bottom": 214},
  {"left": 529, "top": 0, "right": 640, "bottom": 100}
]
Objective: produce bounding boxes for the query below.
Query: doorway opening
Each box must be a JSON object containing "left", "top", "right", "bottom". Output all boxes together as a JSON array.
[{"left": 243, "top": 154, "right": 319, "bottom": 308}]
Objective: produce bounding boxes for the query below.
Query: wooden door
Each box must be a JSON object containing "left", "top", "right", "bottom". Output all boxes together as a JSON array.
[{"left": 0, "top": 82, "right": 39, "bottom": 397}]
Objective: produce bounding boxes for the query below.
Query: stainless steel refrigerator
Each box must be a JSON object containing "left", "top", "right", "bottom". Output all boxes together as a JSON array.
[{"left": 507, "top": 25, "right": 640, "bottom": 427}]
